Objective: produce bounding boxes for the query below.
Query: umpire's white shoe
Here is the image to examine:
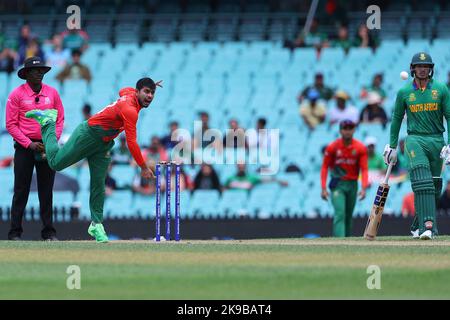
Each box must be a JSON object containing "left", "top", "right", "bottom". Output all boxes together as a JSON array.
[
  {"left": 419, "top": 230, "right": 433, "bottom": 240},
  {"left": 411, "top": 229, "right": 420, "bottom": 239}
]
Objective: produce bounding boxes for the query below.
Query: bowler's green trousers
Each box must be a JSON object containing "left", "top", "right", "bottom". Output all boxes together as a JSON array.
[
  {"left": 331, "top": 180, "right": 358, "bottom": 237},
  {"left": 42, "top": 121, "right": 114, "bottom": 223}
]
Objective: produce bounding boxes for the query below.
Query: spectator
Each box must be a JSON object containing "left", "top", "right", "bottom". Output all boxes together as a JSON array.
[
  {"left": 56, "top": 49, "right": 92, "bottom": 83},
  {"left": 1, "top": 29, "right": 18, "bottom": 73},
  {"left": 105, "top": 164, "right": 117, "bottom": 197},
  {"left": 61, "top": 28, "right": 89, "bottom": 53},
  {"left": 193, "top": 111, "right": 216, "bottom": 149},
  {"left": 18, "top": 37, "right": 45, "bottom": 66},
  {"left": 402, "top": 192, "right": 415, "bottom": 217},
  {"left": 329, "top": 90, "right": 359, "bottom": 125},
  {"left": 287, "top": 19, "right": 329, "bottom": 52},
  {"left": 111, "top": 134, "right": 132, "bottom": 165},
  {"left": 333, "top": 25, "right": 352, "bottom": 54},
  {"left": 223, "top": 119, "right": 246, "bottom": 149},
  {"left": 359, "top": 92, "right": 388, "bottom": 125},
  {"left": 360, "top": 73, "right": 386, "bottom": 101},
  {"left": 193, "top": 164, "right": 222, "bottom": 193},
  {"left": 299, "top": 73, "right": 334, "bottom": 102},
  {"left": 247, "top": 118, "right": 277, "bottom": 150},
  {"left": 354, "top": 23, "right": 379, "bottom": 51},
  {"left": 299, "top": 88, "right": 327, "bottom": 130},
  {"left": 132, "top": 162, "right": 191, "bottom": 195},
  {"left": 132, "top": 161, "right": 155, "bottom": 196},
  {"left": 0, "top": 46, "right": 17, "bottom": 73},
  {"left": 82, "top": 103, "right": 92, "bottom": 120},
  {"left": 46, "top": 34, "right": 70, "bottom": 69},
  {"left": 438, "top": 181, "right": 450, "bottom": 214},
  {"left": 365, "top": 137, "right": 384, "bottom": 172},
  {"left": 224, "top": 163, "right": 287, "bottom": 191},
  {"left": 161, "top": 121, "right": 181, "bottom": 149},
  {"left": 17, "top": 24, "right": 33, "bottom": 53},
  {"left": 170, "top": 165, "right": 193, "bottom": 192},
  {"left": 284, "top": 163, "right": 305, "bottom": 180},
  {"left": 143, "top": 136, "right": 169, "bottom": 164}
]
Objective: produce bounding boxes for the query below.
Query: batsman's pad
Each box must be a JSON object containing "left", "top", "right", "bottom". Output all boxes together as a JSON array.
[{"left": 410, "top": 166, "right": 436, "bottom": 233}]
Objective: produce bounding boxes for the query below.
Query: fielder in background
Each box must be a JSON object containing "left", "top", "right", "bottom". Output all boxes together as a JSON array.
[
  {"left": 24, "top": 77, "right": 161, "bottom": 243},
  {"left": 384, "top": 52, "right": 450, "bottom": 240},
  {"left": 321, "top": 119, "right": 369, "bottom": 237}
]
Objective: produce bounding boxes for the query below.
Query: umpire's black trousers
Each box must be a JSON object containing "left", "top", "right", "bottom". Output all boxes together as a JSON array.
[{"left": 8, "top": 141, "right": 56, "bottom": 240}]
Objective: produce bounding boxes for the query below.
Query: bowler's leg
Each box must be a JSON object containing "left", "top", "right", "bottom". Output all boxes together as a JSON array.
[
  {"left": 87, "top": 147, "right": 112, "bottom": 223},
  {"left": 41, "top": 122, "right": 95, "bottom": 171}
]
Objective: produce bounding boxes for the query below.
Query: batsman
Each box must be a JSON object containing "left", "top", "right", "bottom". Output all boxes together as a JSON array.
[{"left": 384, "top": 52, "right": 450, "bottom": 240}]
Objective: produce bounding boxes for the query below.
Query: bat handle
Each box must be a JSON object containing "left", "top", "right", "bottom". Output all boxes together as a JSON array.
[{"left": 383, "top": 163, "right": 394, "bottom": 185}]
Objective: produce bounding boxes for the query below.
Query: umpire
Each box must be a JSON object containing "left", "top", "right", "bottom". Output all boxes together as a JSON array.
[{"left": 5, "top": 57, "right": 65, "bottom": 240}]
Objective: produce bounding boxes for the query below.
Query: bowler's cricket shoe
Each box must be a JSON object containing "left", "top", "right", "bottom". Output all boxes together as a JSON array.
[
  {"left": 411, "top": 229, "right": 419, "bottom": 239},
  {"left": 25, "top": 109, "right": 57, "bottom": 126},
  {"left": 419, "top": 230, "right": 433, "bottom": 240},
  {"left": 88, "top": 223, "right": 109, "bottom": 243}
]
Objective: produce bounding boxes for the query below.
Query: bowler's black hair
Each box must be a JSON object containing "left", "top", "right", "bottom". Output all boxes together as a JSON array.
[{"left": 136, "top": 77, "right": 156, "bottom": 91}]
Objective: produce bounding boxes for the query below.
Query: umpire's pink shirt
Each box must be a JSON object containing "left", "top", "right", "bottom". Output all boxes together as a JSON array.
[{"left": 6, "top": 82, "right": 64, "bottom": 148}]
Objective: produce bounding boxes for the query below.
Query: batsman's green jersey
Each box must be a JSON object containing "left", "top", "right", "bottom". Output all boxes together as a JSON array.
[
  {"left": 390, "top": 80, "right": 450, "bottom": 149},
  {"left": 389, "top": 79, "right": 450, "bottom": 234}
]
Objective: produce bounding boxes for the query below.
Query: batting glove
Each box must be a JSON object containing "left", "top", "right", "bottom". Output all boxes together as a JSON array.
[
  {"left": 383, "top": 144, "right": 397, "bottom": 166},
  {"left": 440, "top": 145, "right": 450, "bottom": 165}
]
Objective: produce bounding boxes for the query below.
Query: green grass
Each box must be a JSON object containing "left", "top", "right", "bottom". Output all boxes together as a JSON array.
[{"left": 1, "top": 237, "right": 450, "bottom": 299}]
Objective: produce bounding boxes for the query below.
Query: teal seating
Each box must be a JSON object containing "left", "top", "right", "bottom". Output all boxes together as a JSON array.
[
  {"left": 110, "top": 165, "right": 135, "bottom": 189},
  {"left": 1, "top": 40, "right": 448, "bottom": 220},
  {"left": 189, "top": 190, "right": 220, "bottom": 217},
  {"left": 0, "top": 191, "right": 12, "bottom": 215},
  {"left": 104, "top": 190, "right": 134, "bottom": 219},
  {"left": 217, "top": 189, "right": 248, "bottom": 218},
  {"left": 246, "top": 186, "right": 277, "bottom": 218}
]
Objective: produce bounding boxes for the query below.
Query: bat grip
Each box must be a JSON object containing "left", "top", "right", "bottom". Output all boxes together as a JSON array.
[{"left": 383, "top": 163, "right": 394, "bottom": 185}]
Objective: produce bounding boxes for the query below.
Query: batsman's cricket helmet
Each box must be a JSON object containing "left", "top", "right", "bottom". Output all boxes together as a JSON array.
[{"left": 410, "top": 52, "right": 434, "bottom": 78}]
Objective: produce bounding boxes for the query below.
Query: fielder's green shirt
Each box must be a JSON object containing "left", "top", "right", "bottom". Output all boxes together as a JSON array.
[{"left": 390, "top": 79, "right": 450, "bottom": 148}]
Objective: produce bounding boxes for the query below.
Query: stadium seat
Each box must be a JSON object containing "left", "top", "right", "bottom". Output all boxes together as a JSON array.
[
  {"left": 189, "top": 190, "right": 220, "bottom": 218},
  {"left": 104, "top": 190, "right": 134, "bottom": 219}
]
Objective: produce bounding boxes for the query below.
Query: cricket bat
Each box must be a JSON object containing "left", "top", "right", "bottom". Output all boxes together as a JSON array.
[{"left": 363, "top": 163, "right": 394, "bottom": 240}]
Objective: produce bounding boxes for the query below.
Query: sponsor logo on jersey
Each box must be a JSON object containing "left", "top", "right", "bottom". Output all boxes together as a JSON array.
[
  {"left": 432, "top": 90, "right": 439, "bottom": 100},
  {"left": 410, "top": 150, "right": 416, "bottom": 158},
  {"left": 409, "top": 93, "right": 416, "bottom": 102},
  {"left": 409, "top": 103, "right": 438, "bottom": 112}
]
